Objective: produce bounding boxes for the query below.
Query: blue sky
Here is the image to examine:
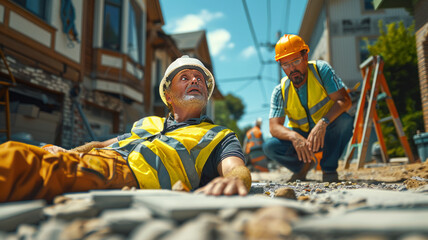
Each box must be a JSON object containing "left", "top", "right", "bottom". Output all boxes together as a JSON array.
[{"left": 159, "top": 0, "right": 308, "bottom": 137}]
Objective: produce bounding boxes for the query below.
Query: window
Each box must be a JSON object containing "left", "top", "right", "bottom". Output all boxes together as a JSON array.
[
  {"left": 363, "top": 0, "right": 375, "bottom": 11},
  {"left": 359, "top": 38, "right": 377, "bottom": 63},
  {"left": 103, "top": 0, "right": 122, "bottom": 51},
  {"left": 12, "top": 0, "right": 49, "bottom": 21},
  {"left": 128, "top": 1, "right": 141, "bottom": 63}
]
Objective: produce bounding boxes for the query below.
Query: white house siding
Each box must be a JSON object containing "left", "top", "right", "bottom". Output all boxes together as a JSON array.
[
  {"left": 331, "top": 36, "right": 360, "bottom": 88},
  {"left": 327, "top": 0, "right": 413, "bottom": 88},
  {"left": 308, "top": 5, "right": 328, "bottom": 61},
  {"left": 9, "top": 12, "right": 51, "bottom": 47},
  {"left": 52, "top": 0, "right": 83, "bottom": 63},
  {"left": 101, "top": 54, "right": 123, "bottom": 68}
]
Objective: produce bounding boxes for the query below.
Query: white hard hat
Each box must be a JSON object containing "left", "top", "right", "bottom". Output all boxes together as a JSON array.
[
  {"left": 256, "top": 117, "right": 262, "bottom": 125},
  {"left": 159, "top": 55, "right": 215, "bottom": 106}
]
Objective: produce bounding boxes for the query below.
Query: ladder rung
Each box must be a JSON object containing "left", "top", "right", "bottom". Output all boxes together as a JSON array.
[
  {"left": 0, "top": 129, "right": 8, "bottom": 133},
  {"left": 376, "top": 93, "right": 387, "bottom": 101},
  {"left": 378, "top": 116, "right": 392, "bottom": 123},
  {"left": 0, "top": 101, "right": 7, "bottom": 105}
]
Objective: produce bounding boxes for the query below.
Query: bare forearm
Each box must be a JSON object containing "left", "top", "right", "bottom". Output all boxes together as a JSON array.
[
  {"left": 270, "top": 120, "right": 299, "bottom": 141},
  {"left": 324, "top": 88, "right": 352, "bottom": 123},
  {"left": 224, "top": 165, "right": 252, "bottom": 191},
  {"left": 70, "top": 141, "right": 106, "bottom": 153},
  {"left": 70, "top": 138, "right": 118, "bottom": 153}
]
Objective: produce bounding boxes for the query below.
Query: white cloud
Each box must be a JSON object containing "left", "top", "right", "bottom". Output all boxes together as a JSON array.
[
  {"left": 167, "top": 9, "right": 224, "bottom": 33},
  {"left": 241, "top": 46, "right": 256, "bottom": 59},
  {"left": 207, "top": 29, "right": 233, "bottom": 56},
  {"left": 200, "top": 9, "right": 223, "bottom": 22}
]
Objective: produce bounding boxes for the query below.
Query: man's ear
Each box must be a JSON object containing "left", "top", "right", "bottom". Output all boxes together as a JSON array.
[{"left": 165, "top": 91, "right": 172, "bottom": 104}]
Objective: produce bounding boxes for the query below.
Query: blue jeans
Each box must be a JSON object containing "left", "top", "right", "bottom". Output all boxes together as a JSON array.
[{"left": 263, "top": 113, "right": 354, "bottom": 173}]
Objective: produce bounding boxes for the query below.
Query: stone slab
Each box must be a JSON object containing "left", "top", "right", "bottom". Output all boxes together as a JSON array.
[
  {"left": 135, "top": 195, "right": 317, "bottom": 221},
  {"left": 43, "top": 198, "right": 99, "bottom": 220},
  {"left": 62, "top": 189, "right": 189, "bottom": 210},
  {"left": 316, "top": 189, "right": 428, "bottom": 209},
  {"left": 100, "top": 208, "right": 153, "bottom": 234},
  {"left": 0, "top": 200, "right": 46, "bottom": 232},
  {"left": 293, "top": 209, "right": 428, "bottom": 235}
]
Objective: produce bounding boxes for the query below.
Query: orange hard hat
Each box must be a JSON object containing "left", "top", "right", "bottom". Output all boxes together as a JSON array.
[{"left": 275, "top": 34, "right": 310, "bottom": 61}]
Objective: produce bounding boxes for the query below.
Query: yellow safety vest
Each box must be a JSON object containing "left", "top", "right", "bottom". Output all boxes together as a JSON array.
[
  {"left": 281, "top": 61, "right": 334, "bottom": 132},
  {"left": 106, "top": 116, "right": 233, "bottom": 190}
]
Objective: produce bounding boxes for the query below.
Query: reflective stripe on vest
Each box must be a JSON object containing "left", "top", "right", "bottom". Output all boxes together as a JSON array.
[
  {"left": 281, "top": 61, "right": 334, "bottom": 132},
  {"left": 249, "top": 132, "right": 263, "bottom": 146},
  {"left": 106, "top": 116, "right": 233, "bottom": 190}
]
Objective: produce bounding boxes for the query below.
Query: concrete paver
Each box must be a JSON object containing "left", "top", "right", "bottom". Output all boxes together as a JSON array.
[
  {"left": 0, "top": 200, "right": 45, "bottom": 232},
  {"left": 293, "top": 209, "right": 428, "bottom": 235},
  {"left": 134, "top": 194, "right": 317, "bottom": 221}
]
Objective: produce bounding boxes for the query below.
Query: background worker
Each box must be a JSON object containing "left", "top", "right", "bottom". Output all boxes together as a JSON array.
[
  {"left": 0, "top": 56, "right": 251, "bottom": 203},
  {"left": 243, "top": 118, "right": 269, "bottom": 172},
  {"left": 263, "top": 34, "right": 353, "bottom": 182}
]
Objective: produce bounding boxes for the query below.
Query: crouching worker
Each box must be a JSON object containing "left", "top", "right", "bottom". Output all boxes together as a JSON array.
[
  {"left": 263, "top": 34, "right": 354, "bottom": 183},
  {"left": 0, "top": 56, "right": 251, "bottom": 203}
]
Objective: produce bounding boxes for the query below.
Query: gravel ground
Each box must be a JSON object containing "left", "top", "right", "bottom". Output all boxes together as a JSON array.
[{"left": 1, "top": 161, "right": 427, "bottom": 240}]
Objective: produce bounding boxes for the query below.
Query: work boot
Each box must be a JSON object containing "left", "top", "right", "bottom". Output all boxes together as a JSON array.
[
  {"left": 322, "top": 171, "right": 339, "bottom": 183},
  {"left": 287, "top": 161, "right": 315, "bottom": 182}
]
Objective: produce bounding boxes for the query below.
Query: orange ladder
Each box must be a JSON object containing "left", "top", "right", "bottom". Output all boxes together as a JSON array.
[
  {"left": 343, "top": 55, "right": 415, "bottom": 169},
  {"left": 0, "top": 47, "right": 16, "bottom": 140}
]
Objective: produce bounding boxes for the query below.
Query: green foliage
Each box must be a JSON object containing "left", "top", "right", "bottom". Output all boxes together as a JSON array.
[
  {"left": 364, "top": 20, "right": 423, "bottom": 157},
  {"left": 214, "top": 93, "right": 246, "bottom": 143}
]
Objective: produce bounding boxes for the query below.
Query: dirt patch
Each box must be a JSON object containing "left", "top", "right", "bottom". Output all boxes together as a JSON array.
[
  {"left": 340, "top": 160, "right": 428, "bottom": 182},
  {"left": 404, "top": 178, "right": 428, "bottom": 189}
]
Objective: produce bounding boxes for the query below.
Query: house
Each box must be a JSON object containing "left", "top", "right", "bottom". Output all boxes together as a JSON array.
[
  {"left": 0, "top": 0, "right": 219, "bottom": 148},
  {"left": 298, "top": 0, "right": 413, "bottom": 88}
]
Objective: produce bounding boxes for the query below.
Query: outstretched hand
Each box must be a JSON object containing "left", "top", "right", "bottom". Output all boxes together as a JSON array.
[
  {"left": 194, "top": 176, "right": 248, "bottom": 196},
  {"left": 42, "top": 145, "right": 69, "bottom": 154}
]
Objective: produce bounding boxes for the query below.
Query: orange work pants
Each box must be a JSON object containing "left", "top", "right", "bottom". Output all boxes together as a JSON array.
[{"left": 0, "top": 141, "right": 138, "bottom": 203}]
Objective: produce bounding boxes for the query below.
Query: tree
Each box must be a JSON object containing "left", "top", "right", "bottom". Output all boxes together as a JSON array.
[
  {"left": 365, "top": 20, "right": 422, "bottom": 157},
  {"left": 214, "top": 93, "right": 246, "bottom": 143}
]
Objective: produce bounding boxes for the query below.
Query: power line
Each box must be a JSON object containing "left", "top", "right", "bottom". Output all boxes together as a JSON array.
[
  {"left": 266, "top": 0, "right": 271, "bottom": 44},
  {"left": 284, "top": 0, "right": 291, "bottom": 33},
  {"left": 242, "top": 0, "right": 264, "bottom": 64},
  {"left": 235, "top": 79, "right": 256, "bottom": 93},
  {"left": 217, "top": 76, "right": 259, "bottom": 83}
]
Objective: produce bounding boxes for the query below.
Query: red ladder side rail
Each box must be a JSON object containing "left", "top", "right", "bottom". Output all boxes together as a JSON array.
[
  {"left": 343, "top": 56, "right": 374, "bottom": 169},
  {"left": 356, "top": 56, "right": 383, "bottom": 169},
  {"left": 378, "top": 70, "right": 415, "bottom": 163}
]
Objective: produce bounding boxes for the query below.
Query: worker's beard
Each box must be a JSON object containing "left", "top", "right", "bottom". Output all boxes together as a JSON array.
[
  {"left": 167, "top": 89, "right": 207, "bottom": 110},
  {"left": 289, "top": 70, "right": 305, "bottom": 87},
  {"left": 180, "top": 94, "right": 207, "bottom": 107}
]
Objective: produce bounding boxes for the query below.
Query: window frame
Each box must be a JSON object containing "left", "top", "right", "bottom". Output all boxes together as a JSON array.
[
  {"left": 102, "top": 0, "right": 122, "bottom": 52},
  {"left": 11, "top": 0, "right": 51, "bottom": 22}
]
